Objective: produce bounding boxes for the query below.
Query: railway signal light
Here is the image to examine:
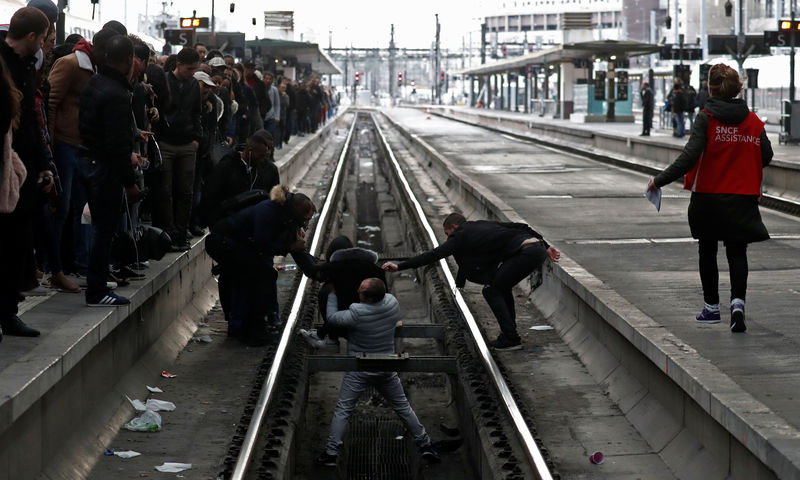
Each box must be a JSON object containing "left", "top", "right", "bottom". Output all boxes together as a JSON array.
[
  {"left": 502, "top": 44, "right": 507, "bottom": 56},
  {"left": 397, "top": 71, "right": 403, "bottom": 86},
  {"left": 230, "top": 2, "right": 235, "bottom": 12},
  {"left": 440, "top": 70, "right": 445, "bottom": 84},
  {"left": 724, "top": 0, "right": 733, "bottom": 17},
  {"left": 180, "top": 17, "right": 209, "bottom": 28},
  {"left": 354, "top": 71, "right": 361, "bottom": 85},
  {"left": 779, "top": 19, "right": 800, "bottom": 30}
]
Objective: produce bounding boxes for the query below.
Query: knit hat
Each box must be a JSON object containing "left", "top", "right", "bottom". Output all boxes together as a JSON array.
[{"left": 27, "top": 0, "right": 58, "bottom": 20}]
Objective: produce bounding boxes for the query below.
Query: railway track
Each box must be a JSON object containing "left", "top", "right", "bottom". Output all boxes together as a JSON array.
[{"left": 215, "top": 110, "right": 558, "bottom": 480}]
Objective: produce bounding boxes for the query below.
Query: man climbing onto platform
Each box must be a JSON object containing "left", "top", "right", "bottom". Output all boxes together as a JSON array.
[{"left": 382, "top": 212, "right": 560, "bottom": 351}]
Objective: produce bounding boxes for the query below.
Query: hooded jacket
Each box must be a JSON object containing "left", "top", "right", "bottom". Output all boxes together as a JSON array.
[
  {"left": 654, "top": 97, "right": 773, "bottom": 243},
  {"left": 654, "top": 97, "right": 772, "bottom": 189},
  {"left": 211, "top": 185, "right": 303, "bottom": 258},
  {"left": 326, "top": 292, "right": 401, "bottom": 356}
]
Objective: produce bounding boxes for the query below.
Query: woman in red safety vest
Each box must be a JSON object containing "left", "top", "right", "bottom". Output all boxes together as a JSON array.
[{"left": 646, "top": 63, "right": 773, "bottom": 333}]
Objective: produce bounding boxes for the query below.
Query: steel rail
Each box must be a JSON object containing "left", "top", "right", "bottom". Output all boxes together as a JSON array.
[
  {"left": 370, "top": 112, "right": 554, "bottom": 480},
  {"left": 230, "top": 115, "right": 358, "bottom": 480}
]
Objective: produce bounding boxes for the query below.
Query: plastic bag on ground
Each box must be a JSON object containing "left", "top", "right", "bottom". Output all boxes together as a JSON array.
[
  {"left": 126, "top": 395, "right": 147, "bottom": 412},
  {"left": 145, "top": 399, "right": 176, "bottom": 411},
  {"left": 124, "top": 410, "right": 162, "bottom": 432},
  {"left": 147, "top": 386, "right": 163, "bottom": 393},
  {"left": 155, "top": 462, "right": 192, "bottom": 472},
  {"left": 114, "top": 450, "right": 141, "bottom": 459}
]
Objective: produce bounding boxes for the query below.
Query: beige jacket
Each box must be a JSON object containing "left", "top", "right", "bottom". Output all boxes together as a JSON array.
[{"left": 47, "top": 52, "right": 93, "bottom": 147}]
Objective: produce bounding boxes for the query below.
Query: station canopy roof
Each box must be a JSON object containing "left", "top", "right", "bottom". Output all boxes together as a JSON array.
[
  {"left": 459, "top": 40, "right": 660, "bottom": 76},
  {"left": 246, "top": 38, "right": 342, "bottom": 75}
]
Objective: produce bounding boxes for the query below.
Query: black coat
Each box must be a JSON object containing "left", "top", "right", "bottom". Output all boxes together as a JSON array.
[
  {"left": 198, "top": 150, "right": 279, "bottom": 227},
  {"left": 654, "top": 97, "right": 773, "bottom": 243},
  {"left": 79, "top": 65, "right": 136, "bottom": 187},
  {"left": 294, "top": 247, "right": 387, "bottom": 310},
  {"left": 0, "top": 37, "right": 48, "bottom": 213},
  {"left": 155, "top": 71, "right": 202, "bottom": 145},
  {"left": 398, "top": 220, "right": 547, "bottom": 287}
]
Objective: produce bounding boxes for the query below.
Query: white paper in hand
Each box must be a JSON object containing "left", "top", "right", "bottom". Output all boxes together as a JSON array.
[{"left": 645, "top": 187, "right": 662, "bottom": 212}]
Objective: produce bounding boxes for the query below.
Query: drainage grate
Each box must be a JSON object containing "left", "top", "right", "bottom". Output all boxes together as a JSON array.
[{"left": 345, "top": 415, "right": 412, "bottom": 480}]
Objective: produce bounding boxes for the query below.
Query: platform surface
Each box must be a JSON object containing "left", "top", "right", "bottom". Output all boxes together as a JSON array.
[{"left": 385, "top": 106, "right": 800, "bottom": 442}]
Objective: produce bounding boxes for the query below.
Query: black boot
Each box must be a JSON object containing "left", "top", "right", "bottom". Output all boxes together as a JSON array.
[{"left": 2, "top": 316, "right": 40, "bottom": 337}]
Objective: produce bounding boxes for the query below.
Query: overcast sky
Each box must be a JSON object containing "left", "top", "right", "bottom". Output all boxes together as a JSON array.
[{"left": 65, "top": 0, "right": 485, "bottom": 49}]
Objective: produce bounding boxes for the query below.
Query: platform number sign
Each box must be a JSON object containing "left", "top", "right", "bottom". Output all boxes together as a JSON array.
[{"left": 164, "top": 29, "right": 195, "bottom": 46}]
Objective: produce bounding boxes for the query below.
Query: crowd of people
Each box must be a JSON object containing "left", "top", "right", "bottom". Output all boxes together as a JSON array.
[{"left": 0, "top": 1, "right": 339, "bottom": 338}]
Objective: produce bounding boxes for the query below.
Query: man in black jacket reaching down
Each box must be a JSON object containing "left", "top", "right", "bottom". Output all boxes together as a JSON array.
[{"left": 383, "top": 212, "right": 560, "bottom": 351}]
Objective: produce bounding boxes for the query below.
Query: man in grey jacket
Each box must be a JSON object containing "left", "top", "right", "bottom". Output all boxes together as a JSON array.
[
  {"left": 262, "top": 72, "right": 281, "bottom": 149},
  {"left": 315, "top": 278, "right": 440, "bottom": 466}
]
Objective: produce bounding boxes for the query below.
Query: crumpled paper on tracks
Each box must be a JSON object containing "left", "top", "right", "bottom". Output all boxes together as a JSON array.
[
  {"left": 145, "top": 399, "right": 176, "bottom": 411},
  {"left": 155, "top": 462, "right": 192, "bottom": 472}
]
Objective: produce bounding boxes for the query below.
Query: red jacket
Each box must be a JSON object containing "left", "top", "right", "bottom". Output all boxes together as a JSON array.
[{"left": 684, "top": 110, "right": 764, "bottom": 195}]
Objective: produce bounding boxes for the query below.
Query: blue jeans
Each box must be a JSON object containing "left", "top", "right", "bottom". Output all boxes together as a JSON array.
[
  {"left": 264, "top": 118, "right": 281, "bottom": 149},
  {"left": 53, "top": 142, "right": 92, "bottom": 273},
  {"left": 325, "top": 371, "right": 431, "bottom": 455},
  {"left": 673, "top": 112, "right": 685, "bottom": 137}
]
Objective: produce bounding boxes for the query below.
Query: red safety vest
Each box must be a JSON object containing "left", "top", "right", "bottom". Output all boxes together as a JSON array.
[{"left": 683, "top": 110, "right": 764, "bottom": 195}]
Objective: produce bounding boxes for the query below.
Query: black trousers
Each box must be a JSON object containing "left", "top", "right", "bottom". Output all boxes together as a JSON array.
[
  {"left": 482, "top": 242, "right": 548, "bottom": 340},
  {"left": 642, "top": 107, "right": 653, "bottom": 134},
  {"left": 85, "top": 159, "right": 124, "bottom": 298},
  {"left": 206, "top": 233, "right": 276, "bottom": 335},
  {"left": 698, "top": 239, "right": 748, "bottom": 305}
]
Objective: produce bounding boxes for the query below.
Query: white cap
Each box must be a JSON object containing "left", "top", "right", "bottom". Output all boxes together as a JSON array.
[
  {"left": 193, "top": 71, "right": 216, "bottom": 87},
  {"left": 207, "top": 56, "right": 226, "bottom": 68}
]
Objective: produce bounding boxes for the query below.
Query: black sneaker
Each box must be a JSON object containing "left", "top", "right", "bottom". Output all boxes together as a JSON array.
[
  {"left": 86, "top": 292, "right": 131, "bottom": 307},
  {"left": 315, "top": 452, "right": 338, "bottom": 467},
  {"left": 169, "top": 240, "right": 190, "bottom": 252},
  {"left": 113, "top": 266, "right": 146, "bottom": 280},
  {"left": 420, "top": 444, "right": 441, "bottom": 463},
  {"left": 730, "top": 300, "right": 746, "bottom": 333},
  {"left": 489, "top": 334, "right": 522, "bottom": 351},
  {"left": 1, "top": 315, "right": 40, "bottom": 337}
]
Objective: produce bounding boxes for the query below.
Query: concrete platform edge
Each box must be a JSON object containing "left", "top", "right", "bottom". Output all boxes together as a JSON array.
[{"left": 380, "top": 109, "right": 800, "bottom": 480}]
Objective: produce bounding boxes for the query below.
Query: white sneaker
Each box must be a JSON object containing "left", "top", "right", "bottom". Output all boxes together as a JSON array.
[{"left": 298, "top": 328, "right": 324, "bottom": 347}]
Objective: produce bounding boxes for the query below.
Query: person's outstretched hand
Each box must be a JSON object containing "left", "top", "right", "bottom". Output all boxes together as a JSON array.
[
  {"left": 382, "top": 261, "right": 399, "bottom": 272},
  {"left": 646, "top": 178, "right": 658, "bottom": 192},
  {"left": 547, "top": 247, "right": 561, "bottom": 263}
]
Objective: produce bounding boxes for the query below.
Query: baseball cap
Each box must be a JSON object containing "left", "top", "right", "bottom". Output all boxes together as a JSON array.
[
  {"left": 207, "top": 56, "right": 225, "bottom": 68},
  {"left": 193, "top": 71, "right": 216, "bottom": 87}
]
